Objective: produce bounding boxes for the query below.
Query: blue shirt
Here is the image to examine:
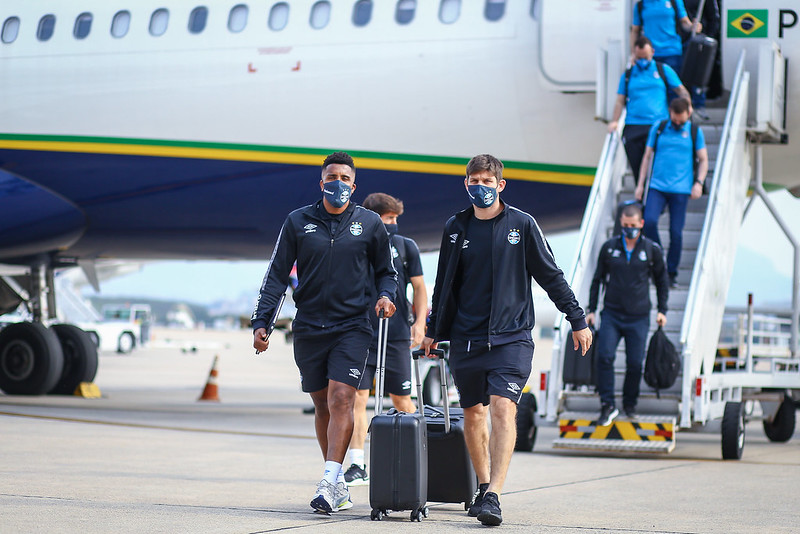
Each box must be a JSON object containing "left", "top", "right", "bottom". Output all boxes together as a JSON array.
[
  {"left": 633, "top": 0, "right": 687, "bottom": 57},
  {"left": 647, "top": 120, "right": 706, "bottom": 194},
  {"left": 617, "top": 61, "right": 683, "bottom": 125}
]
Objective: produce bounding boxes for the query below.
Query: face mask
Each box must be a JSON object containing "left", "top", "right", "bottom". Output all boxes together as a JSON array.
[
  {"left": 467, "top": 184, "right": 498, "bottom": 209},
  {"left": 671, "top": 120, "right": 686, "bottom": 130},
  {"left": 622, "top": 227, "right": 641, "bottom": 240},
  {"left": 635, "top": 58, "right": 651, "bottom": 69},
  {"left": 384, "top": 223, "right": 398, "bottom": 235},
  {"left": 323, "top": 180, "right": 351, "bottom": 208}
]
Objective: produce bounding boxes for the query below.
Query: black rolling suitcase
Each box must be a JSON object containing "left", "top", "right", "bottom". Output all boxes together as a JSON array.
[
  {"left": 369, "top": 315, "right": 428, "bottom": 522},
  {"left": 680, "top": 33, "right": 718, "bottom": 89},
  {"left": 562, "top": 326, "right": 596, "bottom": 387},
  {"left": 414, "top": 349, "right": 477, "bottom": 510}
]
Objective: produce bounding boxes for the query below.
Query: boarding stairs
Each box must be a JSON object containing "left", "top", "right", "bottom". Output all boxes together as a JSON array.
[{"left": 543, "top": 52, "right": 756, "bottom": 453}]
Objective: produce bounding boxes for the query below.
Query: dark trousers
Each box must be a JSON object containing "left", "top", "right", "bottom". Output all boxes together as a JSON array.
[
  {"left": 643, "top": 188, "right": 690, "bottom": 275},
  {"left": 596, "top": 309, "right": 650, "bottom": 408},
  {"left": 622, "top": 124, "right": 653, "bottom": 184}
]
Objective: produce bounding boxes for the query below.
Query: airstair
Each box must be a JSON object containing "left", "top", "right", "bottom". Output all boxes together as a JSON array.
[{"left": 541, "top": 49, "right": 800, "bottom": 458}]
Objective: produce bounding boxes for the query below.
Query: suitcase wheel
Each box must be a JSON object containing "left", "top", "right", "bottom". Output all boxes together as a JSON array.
[
  {"left": 410, "top": 508, "right": 423, "bottom": 522},
  {"left": 370, "top": 509, "right": 385, "bottom": 521},
  {"left": 422, "top": 506, "right": 429, "bottom": 518}
]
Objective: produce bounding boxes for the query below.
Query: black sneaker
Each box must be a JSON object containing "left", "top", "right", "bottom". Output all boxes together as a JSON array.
[
  {"left": 623, "top": 405, "right": 637, "bottom": 419},
  {"left": 477, "top": 491, "right": 502, "bottom": 526},
  {"left": 343, "top": 463, "right": 368, "bottom": 486},
  {"left": 468, "top": 483, "right": 489, "bottom": 517},
  {"left": 669, "top": 273, "right": 678, "bottom": 289},
  {"left": 598, "top": 404, "right": 619, "bottom": 426}
]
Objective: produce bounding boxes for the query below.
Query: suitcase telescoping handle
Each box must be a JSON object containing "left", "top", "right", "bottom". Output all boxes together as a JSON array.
[
  {"left": 411, "top": 348, "right": 450, "bottom": 434},
  {"left": 255, "top": 292, "right": 286, "bottom": 355},
  {"left": 690, "top": 0, "right": 706, "bottom": 39},
  {"left": 374, "top": 310, "right": 390, "bottom": 416}
]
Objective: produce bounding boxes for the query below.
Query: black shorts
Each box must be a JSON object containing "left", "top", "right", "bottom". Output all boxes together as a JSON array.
[
  {"left": 448, "top": 339, "right": 534, "bottom": 408},
  {"left": 360, "top": 339, "right": 413, "bottom": 396},
  {"left": 292, "top": 325, "right": 372, "bottom": 393}
]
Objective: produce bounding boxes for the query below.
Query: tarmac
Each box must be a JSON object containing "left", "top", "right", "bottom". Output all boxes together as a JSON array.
[{"left": 1, "top": 327, "right": 798, "bottom": 534}]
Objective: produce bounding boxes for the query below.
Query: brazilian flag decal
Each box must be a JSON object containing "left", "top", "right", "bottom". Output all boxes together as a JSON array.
[{"left": 728, "top": 9, "right": 768, "bottom": 38}]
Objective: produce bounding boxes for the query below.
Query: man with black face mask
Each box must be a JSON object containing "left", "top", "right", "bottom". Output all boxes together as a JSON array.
[
  {"left": 343, "top": 192, "right": 427, "bottom": 487},
  {"left": 422, "top": 154, "right": 592, "bottom": 527},
  {"left": 636, "top": 97, "right": 708, "bottom": 288},
  {"left": 587, "top": 202, "right": 670, "bottom": 426},
  {"left": 252, "top": 151, "right": 397, "bottom": 515}
]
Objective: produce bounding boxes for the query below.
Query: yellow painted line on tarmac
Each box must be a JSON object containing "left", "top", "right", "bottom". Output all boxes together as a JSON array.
[{"left": 0, "top": 410, "right": 315, "bottom": 440}]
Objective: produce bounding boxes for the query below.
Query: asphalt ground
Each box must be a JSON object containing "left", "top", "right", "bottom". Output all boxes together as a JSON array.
[{"left": 1, "top": 327, "right": 798, "bottom": 533}]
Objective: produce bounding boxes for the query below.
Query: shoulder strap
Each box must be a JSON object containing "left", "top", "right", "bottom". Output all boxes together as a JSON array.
[
  {"left": 624, "top": 67, "right": 632, "bottom": 99},
  {"left": 655, "top": 61, "right": 669, "bottom": 103},
  {"left": 652, "top": 119, "right": 669, "bottom": 153},
  {"left": 637, "top": 1, "right": 643, "bottom": 26},
  {"left": 644, "top": 237, "right": 655, "bottom": 273},
  {"left": 691, "top": 121, "right": 699, "bottom": 179},
  {"left": 391, "top": 234, "right": 408, "bottom": 271}
]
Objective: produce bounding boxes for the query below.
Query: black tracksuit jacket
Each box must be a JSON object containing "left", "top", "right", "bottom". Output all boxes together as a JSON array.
[
  {"left": 251, "top": 201, "right": 397, "bottom": 334},
  {"left": 425, "top": 203, "right": 587, "bottom": 346},
  {"left": 587, "top": 235, "right": 669, "bottom": 317}
]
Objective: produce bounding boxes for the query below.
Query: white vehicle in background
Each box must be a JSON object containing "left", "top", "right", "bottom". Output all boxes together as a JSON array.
[{"left": 79, "top": 304, "right": 153, "bottom": 354}]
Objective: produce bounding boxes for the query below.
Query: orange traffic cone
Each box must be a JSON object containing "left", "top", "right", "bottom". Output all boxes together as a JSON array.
[{"left": 198, "top": 355, "right": 221, "bottom": 401}]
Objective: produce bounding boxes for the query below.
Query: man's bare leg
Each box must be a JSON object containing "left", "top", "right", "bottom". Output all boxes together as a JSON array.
[
  {"left": 486, "top": 395, "right": 518, "bottom": 496},
  {"left": 463, "top": 403, "right": 491, "bottom": 484}
]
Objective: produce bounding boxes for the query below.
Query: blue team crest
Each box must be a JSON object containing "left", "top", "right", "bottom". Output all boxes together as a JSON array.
[
  {"left": 639, "top": 250, "right": 648, "bottom": 262},
  {"left": 391, "top": 245, "right": 399, "bottom": 258},
  {"left": 483, "top": 190, "right": 495, "bottom": 205},
  {"left": 339, "top": 188, "right": 351, "bottom": 204},
  {"left": 665, "top": 1, "right": 672, "bottom": 8},
  {"left": 350, "top": 222, "right": 363, "bottom": 236},
  {"left": 682, "top": 130, "right": 689, "bottom": 138},
  {"left": 507, "top": 229, "right": 521, "bottom": 245}
]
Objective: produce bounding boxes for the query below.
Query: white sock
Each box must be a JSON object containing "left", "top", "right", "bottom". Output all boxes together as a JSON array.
[
  {"left": 349, "top": 449, "right": 365, "bottom": 468},
  {"left": 322, "top": 461, "right": 341, "bottom": 485},
  {"left": 337, "top": 469, "right": 346, "bottom": 484}
]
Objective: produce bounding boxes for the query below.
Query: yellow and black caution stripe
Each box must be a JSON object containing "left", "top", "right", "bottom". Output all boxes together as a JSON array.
[{"left": 559, "top": 418, "right": 673, "bottom": 442}]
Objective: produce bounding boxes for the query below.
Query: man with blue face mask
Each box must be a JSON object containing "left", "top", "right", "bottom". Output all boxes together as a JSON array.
[
  {"left": 587, "top": 202, "right": 670, "bottom": 426},
  {"left": 251, "top": 151, "right": 398, "bottom": 515},
  {"left": 422, "top": 154, "right": 592, "bottom": 526},
  {"left": 607, "top": 36, "right": 690, "bottom": 185}
]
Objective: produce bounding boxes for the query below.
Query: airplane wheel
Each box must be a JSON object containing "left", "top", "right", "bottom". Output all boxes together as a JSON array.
[
  {"left": 721, "top": 401, "right": 745, "bottom": 460},
  {"left": 117, "top": 332, "right": 135, "bottom": 354},
  {"left": 50, "top": 325, "right": 98, "bottom": 395},
  {"left": 515, "top": 392, "right": 538, "bottom": 451},
  {"left": 0, "top": 322, "right": 64, "bottom": 395},
  {"left": 763, "top": 397, "right": 796, "bottom": 443}
]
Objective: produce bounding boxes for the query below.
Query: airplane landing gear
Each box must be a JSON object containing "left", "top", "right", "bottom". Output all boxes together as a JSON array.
[{"left": 0, "top": 263, "right": 98, "bottom": 395}]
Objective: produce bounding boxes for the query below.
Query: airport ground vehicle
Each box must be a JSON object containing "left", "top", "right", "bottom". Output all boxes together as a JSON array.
[
  {"left": 539, "top": 42, "right": 799, "bottom": 459},
  {"left": 79, "top": 304, "right": 153, "bottom": 354}
]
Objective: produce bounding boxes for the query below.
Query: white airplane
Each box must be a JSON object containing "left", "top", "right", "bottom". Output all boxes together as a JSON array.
[{"left": 0, "top": 0, "right": 798, "bottom": 394}]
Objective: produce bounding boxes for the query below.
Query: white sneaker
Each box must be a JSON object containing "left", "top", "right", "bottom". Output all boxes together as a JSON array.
[
  {"left": 334, "top": 481, "right": 353, "bottom": 511},
  {"left": 310, "top": 479, "right": 336, "bottom": 514}
]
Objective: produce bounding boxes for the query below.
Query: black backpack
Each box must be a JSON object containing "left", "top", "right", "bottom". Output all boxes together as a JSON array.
[{"left": 644, "top": 326, "right": 680, "bottom": 397}]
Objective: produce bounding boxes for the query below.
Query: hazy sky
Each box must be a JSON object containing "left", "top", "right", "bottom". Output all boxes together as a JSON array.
[{"left": 87, "top": 189, "right": 800, "bottom": 309}]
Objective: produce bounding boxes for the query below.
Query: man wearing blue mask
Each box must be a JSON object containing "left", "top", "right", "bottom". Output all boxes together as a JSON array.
[
  {"left": 636, "top": 97, "right": 708, "bottom": 288},
  {"left": 252, "top": 151, "right": 397, "bottom": 515},
  {"left": 608, "top": 36, "right": 690, "bottom": 185},
  {"left": 586, "top": 202, "right": 670, "bottom": 426},
  {"left": 422, "top": 154, "right": 592, "bottom": 527},
  {"left": 343, "top": 192, "right": 427, "bottom": 487}
]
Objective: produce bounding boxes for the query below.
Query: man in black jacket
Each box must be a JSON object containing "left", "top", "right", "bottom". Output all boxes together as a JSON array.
[
  {"left": 587, "top": 202, "right": 669, "bottom": 426},
  {"left": 422, "top": 154, "right": 592, "bottom": 527},
  {"left": 251, "top": 152, "right": 397, "bottom": 515}
]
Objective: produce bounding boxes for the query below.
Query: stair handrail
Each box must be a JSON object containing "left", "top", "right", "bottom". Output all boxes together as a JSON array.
[
  {"left": 679, "top": 50, "right": 751, "bottom": 426},
  {"left": 546, "top": 113, "right": 628, "bottom": 419}
]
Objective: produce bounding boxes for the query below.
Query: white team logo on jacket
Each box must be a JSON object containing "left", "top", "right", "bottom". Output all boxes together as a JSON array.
[
  {"left": 639, "top": 250, "right": 648, "bottom": 262},
  {"left": 507, "top": 229, "right": 520, "bottom": 245},
  {"left": 304, "top": 223, "right": 317, "bottom": 233},
  {"left": 350, "top": 222, "right": 363, "bottom": 236},
  {"left": 391, "top": 245, "right": 399, "bottom": 259},
  {"left": 450, "top": 233, "right": 458, "bottom": 244}
]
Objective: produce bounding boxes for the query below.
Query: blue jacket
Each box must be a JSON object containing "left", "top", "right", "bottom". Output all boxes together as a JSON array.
[
  {"left": 426, "top": 203, "right": 587, "bottom": 346},
  {"left": 252, "top": 200, "right": 397, "bottom": 334}
]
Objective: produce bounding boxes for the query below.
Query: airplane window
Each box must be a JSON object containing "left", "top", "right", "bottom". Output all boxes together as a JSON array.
[
  {"left": 310, "top": 1, "right": 331, "bottom": 29},
  {"left": 228, "top": 5, "right": 249, "bottom": 33},
  {"left": 188, "top": 7, "right": 208, "bottom": 34},
  {"left": 439, "top": 0, "right": 460, "bottom": 24},
  {"left": 37, "top": 15, "right": 56, "bottom": 42},
  {"left": 530, "top": 0, "right": 540, "bottom": 20},
  {"left": 74, "top": 13, "right": 93, "bottom": 39},
  {"left": 396, "top": 0, "right": 416, "bottom": 25},
  {"left": 485, "top": 0, "right": 505, "bottom": 21},
  {"left": 352, "top": 0, "right": 372, "bottom": 27},
  {"left": 269, "top": 3, "right": 289, "bottom": 31},
  {"left": 150, "top": 9, "right": 170, "bottom": 36},
  {"left": 111, "top": 11, "right": 131, "bottom": 38},
  {"left": 1, "top": 17, "right": 20, "bottom": 44}
]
